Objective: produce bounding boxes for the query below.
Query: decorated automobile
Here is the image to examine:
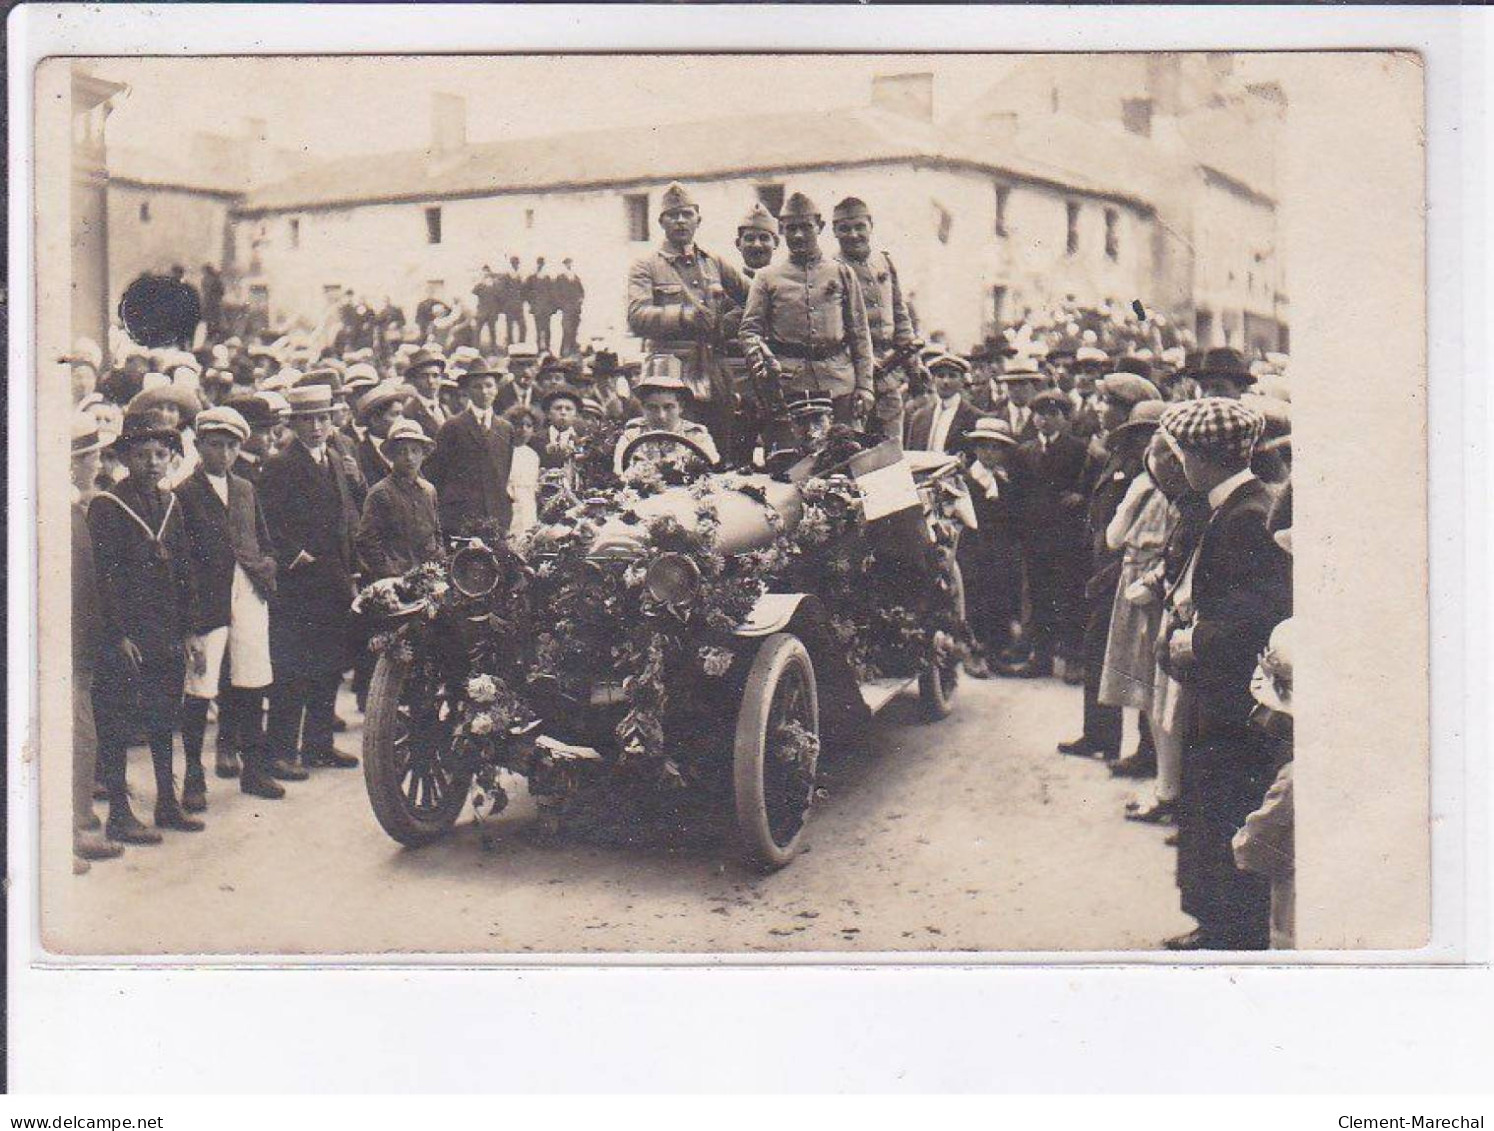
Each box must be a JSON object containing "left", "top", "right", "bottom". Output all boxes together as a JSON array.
[{"left": 355, "top": 420, "right": 973, "bottom": 870}]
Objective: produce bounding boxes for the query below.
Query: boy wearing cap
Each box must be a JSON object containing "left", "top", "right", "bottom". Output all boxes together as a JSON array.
[
  {"left": 70, "top": 409, "right": 125, "bottom": 867},
  {"left": 904, "top": 354, "right": 979, "bottom": 455},
  {"left": 1156, "top": 398, "right": 1292, "bottom": 951},
  {"left": 356, "top": 421, "right": 443, "bottom": 580},
  {"left": 89, "top": 416, "right": 202, "bottom": 841},
  {"left": 354, "top": 379, "right": 411, "bottom": 490},
  {"left": 176, "top": 406, "right": 284, "bottom": 803},
  {"left": 536, "top": 385, "right": 585, "bottom": 471},
  {"left": 259, "top": 384, "right": 363, "bottom": 775}
]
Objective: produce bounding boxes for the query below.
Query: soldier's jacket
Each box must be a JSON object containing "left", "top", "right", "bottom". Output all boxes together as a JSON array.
[
  {"left": 737, "top": 251, "right": 874, "bottom": 400},
  {"left": 614, "top": 417, "right": 721, "bottom": 470},
  {"left": 836, "top": 248, "right": 919, "bottom": 390},
  {"left": 626, "top": 242, "right": 749, "bottom": 404}
]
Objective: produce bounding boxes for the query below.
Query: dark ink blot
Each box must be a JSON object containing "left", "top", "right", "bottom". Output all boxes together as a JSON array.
[
  {"left": 118, "top": 272, "right": 202, "bottom": 349},
  {"left": 1132, "top": 299, "right": 1147, "bottom": 322}
]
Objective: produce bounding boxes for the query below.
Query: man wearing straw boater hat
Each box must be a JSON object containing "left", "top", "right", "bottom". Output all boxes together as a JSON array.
[
  {"left": 175, "top": 405, "right": 285, "bottom": 805},
  {"left": 258, "top": 383, "right": 362, "bottom": 777},
  {"left": 626, "top": 181, "right": 751, "bottom": 458},
  {"left": 1155, "top": 397, "right": 1292, "bottom": 951},
  {"left": 88, "top": 412, "right": 201, "bottom": 842},
  {"left": 738, "top": 191, "right": 875, "bottom": 430}
]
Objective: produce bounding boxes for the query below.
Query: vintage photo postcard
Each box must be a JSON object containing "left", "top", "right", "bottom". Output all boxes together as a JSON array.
[{"left": 27, "top": 50, "right": 1431, "bottom": 959}]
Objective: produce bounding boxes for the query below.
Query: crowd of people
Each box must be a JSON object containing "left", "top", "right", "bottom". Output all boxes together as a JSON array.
[{"left": 66, "top": 180, "right": 1296, "bottom": 950}]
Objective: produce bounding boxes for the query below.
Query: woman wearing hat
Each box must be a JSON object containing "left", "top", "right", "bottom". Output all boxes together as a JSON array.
[
  {"left": 88, "top": 414, "right": 201, "bottom": 842},
  {"left": 958, "top": 416, "right": 1025, "bottom": 676},
  {"left": 355, "top": 419, "right": 443, "bottom": 581},
  {"left": 175, "top": 406, "right": 284, "bottom": 804}
]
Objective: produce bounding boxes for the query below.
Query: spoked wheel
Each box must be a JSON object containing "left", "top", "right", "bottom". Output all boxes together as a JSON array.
[
  {"left": 733, "top": 634, "right": 821, "bottom": 872},
  {"left": 919, "top": 557, "right": 965, "bottom": 720},
  {"left": 363, "top": 652, "right": 473, "bottom": 846}
]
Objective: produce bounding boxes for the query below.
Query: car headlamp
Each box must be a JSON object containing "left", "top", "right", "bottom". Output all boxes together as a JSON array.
[
  {"left": 450, "top": 544, "right": 501, "bottom": 599},
  {"left": 644, "top": 553, "right": 700, "bottom": 608}
]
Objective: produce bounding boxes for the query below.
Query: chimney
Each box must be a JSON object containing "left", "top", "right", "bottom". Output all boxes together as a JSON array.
[
  {"left": 432, "top": 92, "right": 467, "bottom": 155},
  {"left": 871, "top": 72, "right": 934, "bottom": 122}
]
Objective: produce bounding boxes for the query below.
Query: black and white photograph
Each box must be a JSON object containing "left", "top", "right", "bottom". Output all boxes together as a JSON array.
[{"left": 31, "top": 48, "right": 1430, "bottom": 959}]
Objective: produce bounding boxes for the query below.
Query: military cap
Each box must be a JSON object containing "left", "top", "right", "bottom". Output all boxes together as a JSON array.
[
  {"left": 783, "top": 393, "right": 834, "bottom": 421},
  {"left": 1159, "top": 397, "right": 1265, "bottom": 461},
  {"left": 778, "top": 192, "right": 823, "bottom": 222},
  {"left": 832, "top": 197, "right": 873, "bottom": 223},
  {"left": 194, "top": 405, "right": 252, "bottom": 444},
  {"left": 1096, "top": 373, "right": 1162, "bottom": 406},
  {"left": 379, "top": 418, "right": 436, "bottom": 459},
  {"left": 738, "top": 201, "right": 779, "bottom": 235},
  {"left": 659, "top": 182, "right": 698, "bottom": 214},
  {"left": 1029, "top": 390, "right": 1073, "bottom": 417}
]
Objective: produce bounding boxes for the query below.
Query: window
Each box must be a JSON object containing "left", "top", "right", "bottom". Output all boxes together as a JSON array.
[
  {"left": 624, "top": 194, "right": 650, "bottom": 242},
  {"left": 524, "top": 208, "right": 535, "bottom": 230},
  {"left": 139, "top": 200, "right": 151, "bottom": 223},
  {"left": 425, "top": 207, "right": 443, "bottom": 245},
  {"left": 1122, "top": 98, "right": 1153, "bottom": 137},
  {"left": 288, "top": 217, "right": 301, "bottom": 249},
  {"left": 1104, "top": 208, "right": 1119, "bottom": 260},
  {"left": 1065, "top": 201, "right": 1080, "bottom": 255},
  {"left": 991, "top": 285, "right": 1008, "bottom": 330},
  {"left": 755, "top": 183, "right": 785, "bottom": 217},
  {"left": 934, "top": 204, "right": 953, "bottom": 245},
  {"left": 994, "top": 184, "right": 1010, "bottom": 237},
  {"left": 248, "top": 284, "right": 269, "bottom": 311}
]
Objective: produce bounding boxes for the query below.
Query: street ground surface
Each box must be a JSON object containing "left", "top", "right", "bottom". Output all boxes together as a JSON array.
[{"left": 47, "top": 673, "right": 1192, "bottom": 956}]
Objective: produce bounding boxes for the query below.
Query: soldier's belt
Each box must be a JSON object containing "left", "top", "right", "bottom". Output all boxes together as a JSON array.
[{"left": 767, "top": 340, "right": 845, "bottom": 362}]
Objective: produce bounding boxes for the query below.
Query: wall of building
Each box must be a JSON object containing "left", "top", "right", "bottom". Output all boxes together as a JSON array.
[
  {"left": 231, "top": 162, "right": 1161, "bottom": 354},
  {"left": 1189, "top": 175, "right": 1284, "bottom": 349},
  {"left": 106, "top": 182, "right": 235, "bottom": 312}
]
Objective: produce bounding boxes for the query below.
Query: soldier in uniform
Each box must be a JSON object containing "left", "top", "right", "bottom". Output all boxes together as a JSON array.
[
  {"left": 722, "top": 201, "right": 783, "bottom": 465},
  {"left": 737, "top": 191, "right": 875, "bottom": 430},
  {"left": 613, "top": 355, "right": 721, "bottom": 473},
  {"left": 831, "top": 196, "right": 926, "bottom": 446},
  {"left": 626, "top": 181, "right": 750, "bottom": 461}
]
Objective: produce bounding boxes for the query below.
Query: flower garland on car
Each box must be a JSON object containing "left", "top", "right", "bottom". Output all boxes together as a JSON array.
[{"left": 356, "top": 437, "right": 971, "bottom": 792}]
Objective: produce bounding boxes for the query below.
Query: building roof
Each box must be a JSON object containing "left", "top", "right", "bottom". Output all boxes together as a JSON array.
[
  {"left": 238, "top": 104, "right": 1159, "bottom": 216},
  {"left": 108, "top": 145, "right": 245, "bottom": 196}
]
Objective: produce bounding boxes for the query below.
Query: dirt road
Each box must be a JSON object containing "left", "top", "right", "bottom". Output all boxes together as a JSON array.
[{"left": 48, "top": 675, "right": 1191, "bottom": 956}]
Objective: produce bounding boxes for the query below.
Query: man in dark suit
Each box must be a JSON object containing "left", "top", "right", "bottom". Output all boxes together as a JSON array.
[
  {"left": 1157, "top": 398, "right": 1292, "bottom": 951},
  {"left": 1013, "top": 390, "right": 1090, "bottom": 677},
  {"left": 258, "top": 384, "right": 362, "bottom": 775},
  {"left": 1058, "top": 368, "right": 1163, "bottom": 762},
  {"left": 499, "top": 256, "right": 526, "bottom": 346},
  {"left": 402, "top": 348, "right": 448, "bottom": 442},
  {"left": 495, "top": 344, "right": 541, "bottom": 415},
  {"left": 524, "top": 258, "right": 555, "bottom": 353},
  {"left": 423, "top": 365, "right": 515, "bottom": 536},
  {"left": 175, "top": 406, "right": 286, "bottom": 801},
  {"left": 903, "top": 353, "right": 979, "bottom": 455}
]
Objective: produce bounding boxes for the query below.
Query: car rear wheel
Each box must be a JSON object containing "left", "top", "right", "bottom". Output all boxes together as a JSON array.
[
  {"left": 919, "top": 558, "right": 965, "bottom": 720},
  {"left": 364, "top": 651, "right": 473, "bottom": 846},
  {"left": 733, "top": 634, "right": 821, "bottom": 872}
]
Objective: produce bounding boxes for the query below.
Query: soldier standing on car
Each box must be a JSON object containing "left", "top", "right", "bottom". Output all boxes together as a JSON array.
[
  {"left": 831, "top": 196, "right": 926, "bottom": 446},
  {"left": 737, "top": 191, "right": 875, "bottom": 429},
  {"left": 721, "top": 201, "right": 782, "bottom": 465},
  {"left": 626, "top": 181, "right": 750, "bottom": 461}
]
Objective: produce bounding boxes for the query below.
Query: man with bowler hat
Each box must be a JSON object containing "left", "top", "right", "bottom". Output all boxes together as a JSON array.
[{"left": 423, "top": 362, "right": 515, "bottom": 535}]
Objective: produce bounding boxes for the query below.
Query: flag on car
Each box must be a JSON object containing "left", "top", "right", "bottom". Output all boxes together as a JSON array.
[{"left": 849, "top": 440, "right": 921, "bottom": 523}]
